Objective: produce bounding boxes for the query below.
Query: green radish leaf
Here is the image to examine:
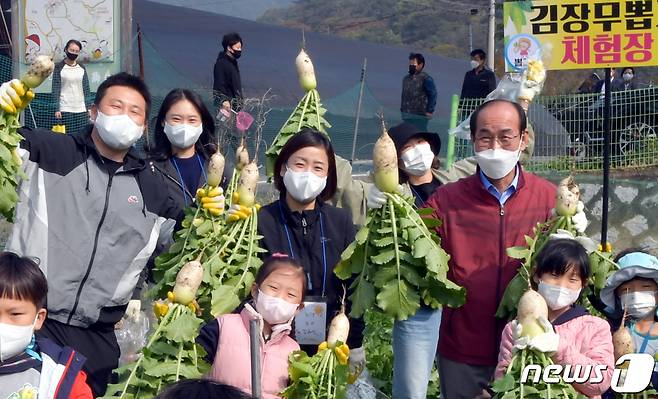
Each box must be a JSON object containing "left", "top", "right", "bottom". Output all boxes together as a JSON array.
[
  {"left": 507, "top": 246, "right": 531, "bottom": 260},
  {"left": 376, "top": 279, "right": 421, "bottom": 321},
  {"left": 373, "top": 236, "right": 395, "bottom": 248},
  {"left": 422, "top": 217, "right": 442, "bottom": 229},
  {"left": 492, "top": 373, "right": 515, "bottom": 392},
  {"left": 211, "top": 285, "right": 241, "bottom": 315},
  {"left": 495, "top": 273, "right": 530, "bottom": 319},
  {"left": 416, "top": 207, "right": 434, "bottom": 216},
  {"left": 425, "top": 246, "right": 450, "bottom": 275},
  {"left": 162, "top": 310, "right": 203, "bottom": 343},
  {"left": 425, "top": 279, "right": 466, "bottom": 308},
  {"left": 371, "top": 249, "right": 396, "bottom": 265},
  {"left": 348, "top": 279, "right": 376, "bottom": 318},
  {"left": 373, "top": 264, "right": 422, "bottom": 288},
  {"left": 355, "top": 226, "right": 369, "bottom": 244},
  {"left": 412, "top": 237, "right": 433, "bottom": 258}
]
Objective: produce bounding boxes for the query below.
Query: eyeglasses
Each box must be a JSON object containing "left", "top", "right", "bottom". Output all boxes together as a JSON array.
[{"left": 474, "top": 135, "right": 520, "bottom": 148}]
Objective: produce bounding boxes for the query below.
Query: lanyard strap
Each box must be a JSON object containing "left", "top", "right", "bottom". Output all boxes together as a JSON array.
[
  {"left": 171, "top": 154, "right": 207, "bottom": 206},
  {"left": 409, "top": 186, "right": 425, "bottom": 207},
  {"left": 639, "top": 321, "right": 657, "bottom": 353},
  {"left": 278, "top": 202, "right": 327, "bottom": 297}
]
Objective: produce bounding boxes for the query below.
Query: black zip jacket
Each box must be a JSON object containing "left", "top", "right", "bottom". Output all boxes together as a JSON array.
[
  {"left": 213, "top": 52, "right": 242, "bottom": 107},
  {"left": 258, "top": 198, "right": 364, "bottom": 348}
]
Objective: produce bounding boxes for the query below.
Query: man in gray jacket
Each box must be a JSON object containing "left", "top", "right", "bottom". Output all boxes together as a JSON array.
[{"left": 2, "top": 73, "right": 182, "bottom": 396}]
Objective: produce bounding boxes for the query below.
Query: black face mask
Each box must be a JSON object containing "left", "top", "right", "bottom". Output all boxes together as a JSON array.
[
  {"left": 408, "top": 65, "right": 417, "bottom": 75},
  {"left": 231, "top": 49, "right": 242, "bottom": 59},
  {"left": 66, "top": 51, "right": 78, "bottom": 61}
]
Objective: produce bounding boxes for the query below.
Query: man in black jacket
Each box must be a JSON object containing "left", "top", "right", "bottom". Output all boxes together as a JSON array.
[
  {"left": 213, "top": 32, "right": 243, "bottom": 111},
  {"left": 460, "top": 49, "right": 496, "bottom": 99}
]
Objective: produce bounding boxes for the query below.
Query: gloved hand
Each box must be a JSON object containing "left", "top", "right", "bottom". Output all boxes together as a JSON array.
[
  {"left": 366, "top": 184, "right": 387, "bottom": 209},
  {"left": 226, "top": 203, "right": 253, "bottom": 223},
  {"left": 571, "top": 201, "right": 588, "bottom": 234},
  {"left": 512, "top": 316, "right": 559, "bottom": 354},
  {"left": 0, "top": 79, "right": 34, "bottom": 114},
  {"left": 125, "top": 299, "right": 141, "bottom": 322},
  {"left": 197, "top": 186, "right": 225, "bottom": 217}
]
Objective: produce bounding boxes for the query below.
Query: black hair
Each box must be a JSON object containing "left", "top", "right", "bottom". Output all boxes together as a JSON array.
[
  {"left": 148, "top": 89, "right": 216, "bottom": 160},
  {"left": 470, "top": 49, "right": 486, "bottom": 59},
  {"left": 470, "top": 99, "right": 527, "bottom": 138},
  {"left": 94, "top": 72, "right": 151, "bottom": 116},
  {"left": 534, "top": 239, "right": 590, "bottom": 284},
  {"left": 409, "top": 53, "right": 425, "bottom": 66},
  {"left": 155, "top": 379, "right": 250, "bottom": 399},
  {"left": 222, "top": 32, "right": 243, "bottom": 51},
  {"left": 254, "top": 254, "right": 307, "bottom": 303},
  {"left": 65, "top": 39, "right": 82, "bottom": 52},
  {"left": 0, "top": 251, "right": 48, "bottom": 309},
  {"left": 273, "top": 128, "right": 338, "bottom": 202},
  {"left": 622, "top": 67, "right": 635, "bottom": 75}
]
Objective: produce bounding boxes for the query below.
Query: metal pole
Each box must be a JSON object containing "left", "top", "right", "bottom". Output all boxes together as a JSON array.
[
  {"left": 137, "top": 24, "right": 144, "bottom": 81},
  {"left": 445, "top": 95, "right": 459, "bottom": 169},
  {"left": 249, "top": 319, "right": 262, "bottom": 399},
  {"left": 468, "top": 23, "right": 473, "bottom": 53},
  {"left": 350, "top": 58, "right": 367, "bottom": 164},
  {"left": 600, "top": 67, "right": 611, "bottom": 249},
  {"left": 487, "top": 0, "right": 495, "bottom": 70}
]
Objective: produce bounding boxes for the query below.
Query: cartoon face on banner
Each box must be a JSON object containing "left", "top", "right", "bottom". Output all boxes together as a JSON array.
[
  {"left": 25, "top": 34, "right": 41, "bottom": 64},
  {"left": 506, "top": 34, "right": 542, "bottom": 72}
]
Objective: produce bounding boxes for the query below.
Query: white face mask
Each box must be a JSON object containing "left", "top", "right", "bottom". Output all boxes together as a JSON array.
[
  {"left": 623, "top": 73, "right": 633, "bottom": 82},
  {"left": 255, "top": 290, "right": 299, "bottom": 325},
  {"left": 401, "top": 143, "right": 434, "bottom": 176},
  {"left": 538, "top": 281, "right": 581, "bottom": 310},
  {"left": 621, "top": 291, "right": 656, "bottom": 319},
  {"left": 283, "top": 167, "right": 327, "bottom": 204},
  {"left": 474, "top": 139, "right": 522, "bottom": 180},
  {"left": 94, "top": 111, "right": 144, "bottom": 150},
  {"left": 0, "top": 318, "right": 37, "bottom": 362},
  {"left": 470, "top": 60, "right": 481, "bottom": 69},
  {"left": 164, "top": 122, "right": 203, "bottom": 149}
]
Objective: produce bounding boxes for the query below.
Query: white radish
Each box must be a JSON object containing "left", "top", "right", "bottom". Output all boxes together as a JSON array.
[
  {"left": 173, "top": 260, "right": 203, "bottom": 305},
  {"left": 22, "top": 55, "right": 55, "bottom": 89},
  {"left": 236, "top": 140, "right": 249, "bottom": 171},
  {"left": 295, "top": 48, "right": 317, "bottom": 92},
  {"left": 516, "top": 289, "right": 548, "bottom": 339},
  {"left": 555, "top": 176, "right": 580, "bottom": 217},
  {"left": 373, "top": 121, "right": 399, "bottom": 193},
  {"left": 207, "top": 150, "right": 225, "bottom": 187},
  {"left": 237, "top": 161, "right": 259, "bottom": 207},
  {"left": 327, "top": 288, "right": 350, "bottom": 347}
]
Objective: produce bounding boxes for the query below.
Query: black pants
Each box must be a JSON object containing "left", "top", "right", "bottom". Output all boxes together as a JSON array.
[
  {"left": 37, "top": 318, "right": 119, "bottom": 397},
  {"left": 58, "top": 111, "right": 89, "bottom": 135}
]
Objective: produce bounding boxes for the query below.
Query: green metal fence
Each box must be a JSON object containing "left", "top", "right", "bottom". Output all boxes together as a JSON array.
[{"left": 453, "top": 87, "right": 658, "bottom": 172}]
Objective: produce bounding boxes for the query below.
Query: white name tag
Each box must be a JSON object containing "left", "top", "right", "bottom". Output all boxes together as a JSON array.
[{"left": 294, "top": 298, "right": 327, "bottom": 345}]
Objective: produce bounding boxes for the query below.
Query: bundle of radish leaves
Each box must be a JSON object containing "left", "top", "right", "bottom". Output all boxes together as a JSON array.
[
  {"left": 152, "top": 150, "right": 266, "bottom": 318},
  {"left": 0, "top": 55, "right": 54, "bottom": 221},
  {"left": 103, "top": 263, "right": 209, "bottom": 398},
  {"left": 335, "top": 121, "right": 465, "bottom": 321},
  {"left": 265, "top": 47, "right": 330, "bottom": 177},
  {"left": 281, "top": 302, "right": 353, "bottom": 399},
  {"left": 492, "top": 290, "right": 584, "bottom": 399},
  {"left": 496, "top": 176, "right": 619, "bottom": 320}
]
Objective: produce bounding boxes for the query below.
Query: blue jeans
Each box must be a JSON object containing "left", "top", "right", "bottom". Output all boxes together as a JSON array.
[{"left": 392, "top": 307, "right": 442, "bottom": 399}]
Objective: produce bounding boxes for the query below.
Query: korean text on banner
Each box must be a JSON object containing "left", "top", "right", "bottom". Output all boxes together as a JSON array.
[{"left": 503, "top": 0, "right": 658, "bottom": 71}]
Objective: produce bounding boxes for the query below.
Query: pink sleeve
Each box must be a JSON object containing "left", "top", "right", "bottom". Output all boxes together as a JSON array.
[
  {"left": 495, "top": 322, "right": 515, "bottom": 380},
  {"left": 553, "top": 317, "right": 614, "bottom": 397}
]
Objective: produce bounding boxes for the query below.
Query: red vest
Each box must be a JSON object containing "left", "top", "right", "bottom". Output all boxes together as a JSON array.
[{"left": 426, "top": 168, "right": 556, "bottom": 366}]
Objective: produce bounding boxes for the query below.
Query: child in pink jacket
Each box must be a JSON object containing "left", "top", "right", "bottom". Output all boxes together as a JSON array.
[
  {"left": 197, "top": 254, "right": 307, "bottom": 399},
  {"left": 496, "top": 239, "right": 615, "bottom": 398}
]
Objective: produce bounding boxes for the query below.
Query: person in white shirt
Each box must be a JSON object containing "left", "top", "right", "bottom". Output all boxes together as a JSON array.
[{"left": 52, "top": 39, "right": 91, "bottom": 134}]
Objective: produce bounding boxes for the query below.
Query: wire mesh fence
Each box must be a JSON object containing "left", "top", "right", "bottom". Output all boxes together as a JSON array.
[{"left": 454, "top": 87, "right": 658, "bottom": 172}]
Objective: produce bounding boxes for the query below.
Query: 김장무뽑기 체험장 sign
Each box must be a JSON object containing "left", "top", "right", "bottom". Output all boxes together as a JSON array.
[{"left": 503, "top": 0, "right": 658, "bottom": 71}]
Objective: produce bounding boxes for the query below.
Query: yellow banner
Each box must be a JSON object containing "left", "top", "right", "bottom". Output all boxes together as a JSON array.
[{"left": 503, "top": 0, "right": 658, "bottom": 71}]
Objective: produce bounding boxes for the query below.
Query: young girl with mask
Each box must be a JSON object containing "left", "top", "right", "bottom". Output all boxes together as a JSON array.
[
  {"left": 495, "top": 239, "right": 615, "bottom": 398},
  {"left": 52, "top": 39, "right": 91, "bottom": 134},
  {"left": 197, "top": 254, "right": 306, "bottom": 399},
  {"left": 257, "top": 128, "right": 363, "bottom": 357},
  {"left": 148, "top": 88, "right": 222, "bottom": 209},
  {"left": 599, "top": 249, "right": 658, "bottom": 393},
  {"left": 0, "top": 251, "right": 93, "bottom": 398}
]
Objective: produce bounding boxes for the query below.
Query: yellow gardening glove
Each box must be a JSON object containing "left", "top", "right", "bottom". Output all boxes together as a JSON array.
[
  {"left": 198, "top": 186, "right": 225, "bottom": 217},
  {"left": 0, "top": 79, "right": 34, "bottom": 114},
  {"left": 226, "top": 203, "right": 253, "bottom": 223}
]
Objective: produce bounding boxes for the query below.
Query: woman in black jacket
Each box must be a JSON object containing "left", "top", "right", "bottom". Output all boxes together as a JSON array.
[
  {"left": 258, "top": 129, "right": 363, "bottom": 355},
  {"left": 148, "top": 88, "right": 222, "bottom": 209}
]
